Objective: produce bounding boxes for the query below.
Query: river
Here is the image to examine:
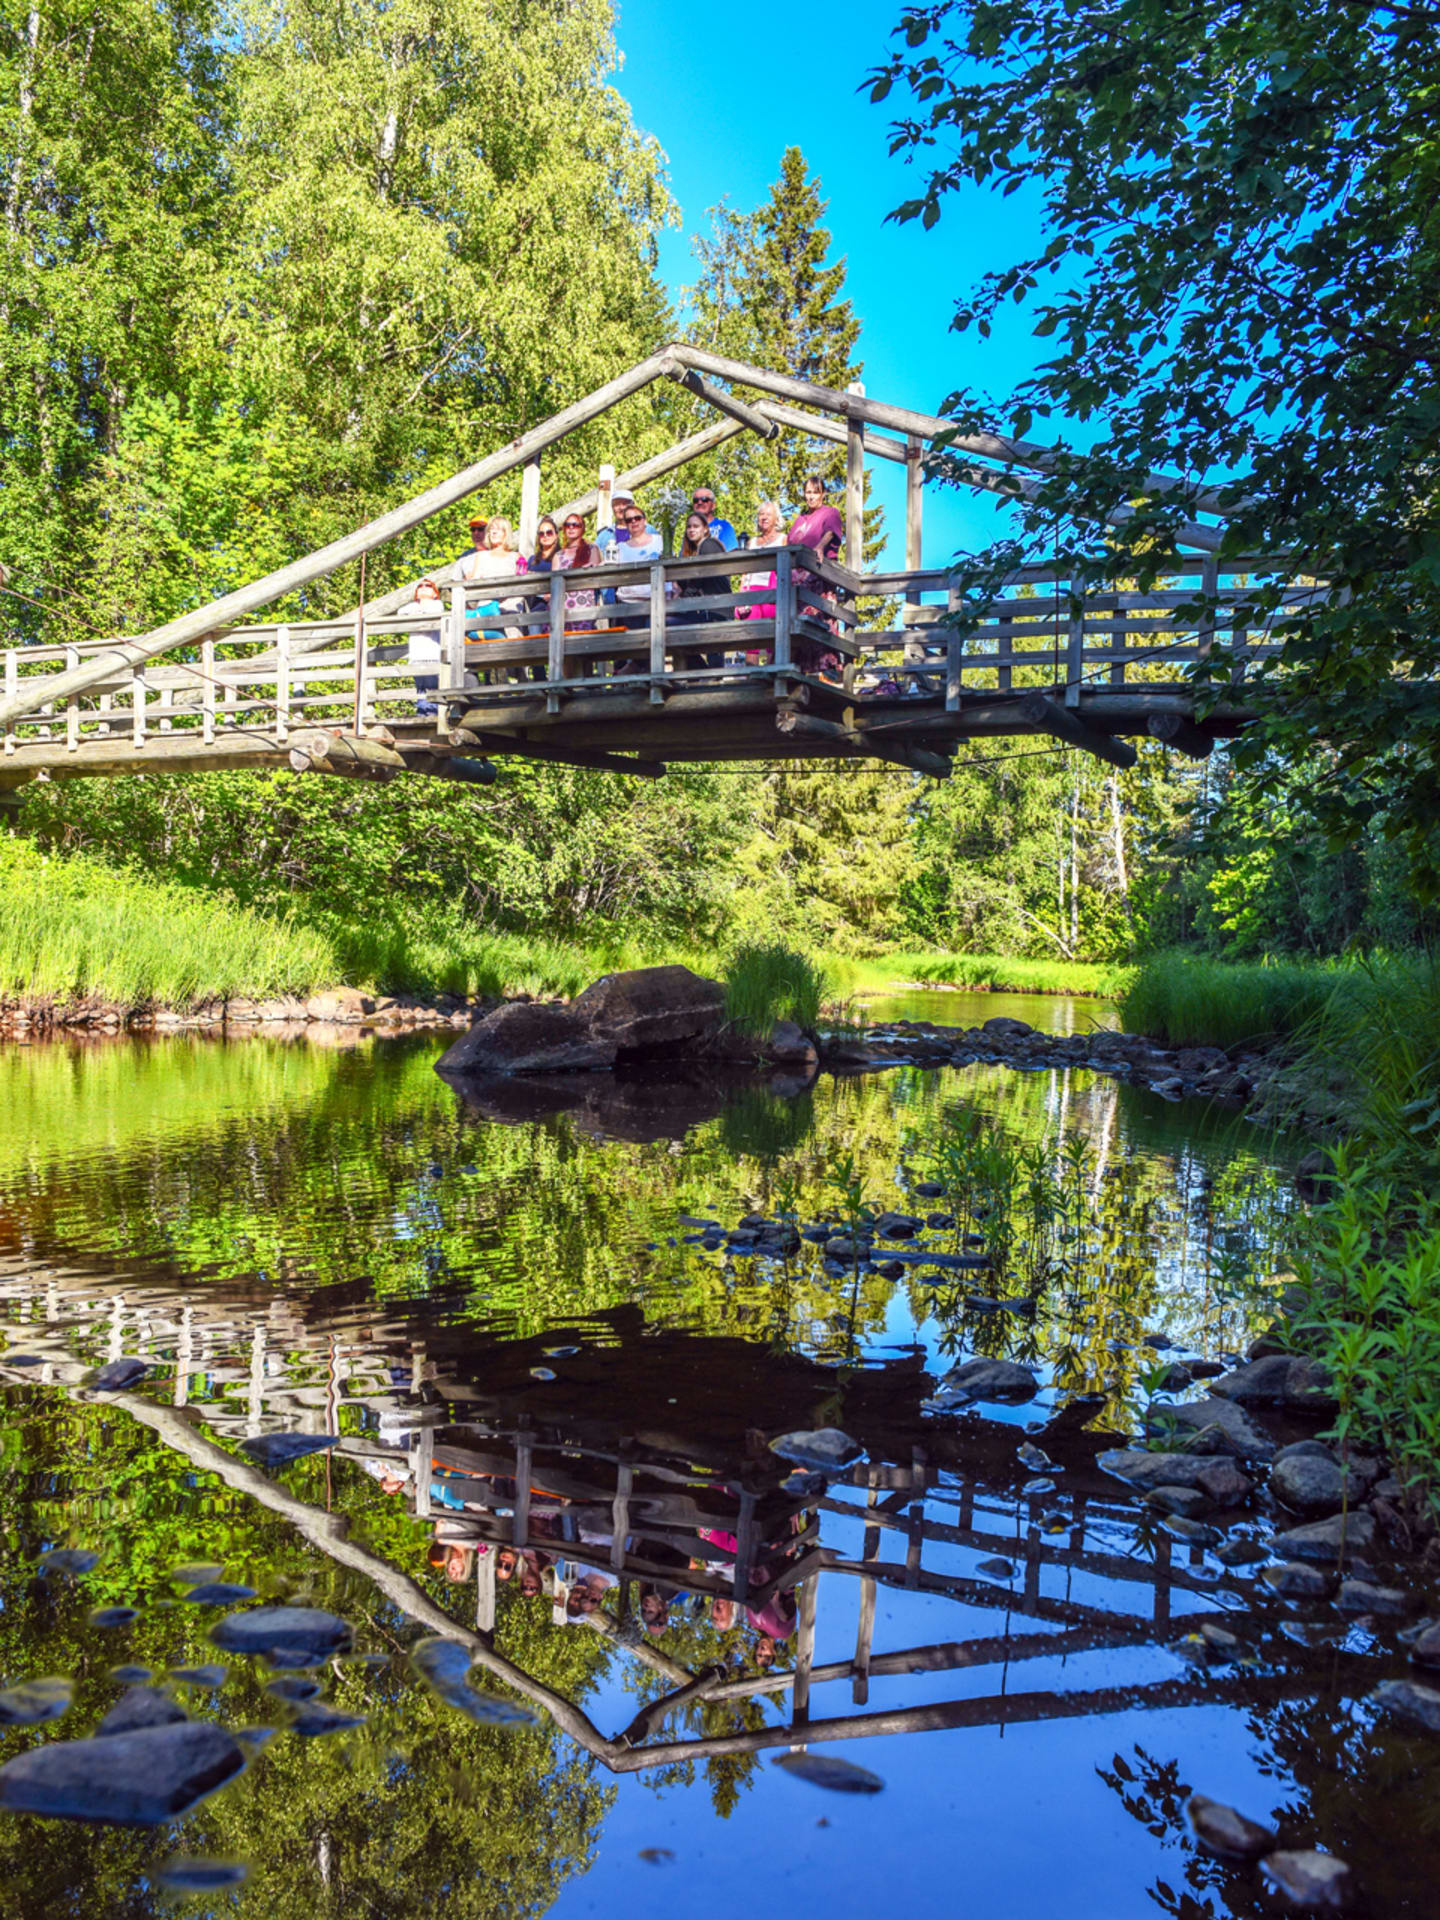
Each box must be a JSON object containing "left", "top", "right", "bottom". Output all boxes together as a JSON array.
[{"left": 0, "top": 1022, "right": 1429, "bottom": 1917}]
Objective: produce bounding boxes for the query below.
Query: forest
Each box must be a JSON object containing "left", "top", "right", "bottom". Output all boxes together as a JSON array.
[{"left": 3, "top": 0, "right": 1432, "bottom": 996}]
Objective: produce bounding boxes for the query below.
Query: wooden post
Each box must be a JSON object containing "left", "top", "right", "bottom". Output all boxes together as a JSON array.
[
  {"left": 3, "top": 652, "right": 15, "bottom": 757},
  {"left": 475, "top": 1546, "right": 497, "bottom": 1636},
  {"left": 792, "top": 1576, "right": 818, "bottom": 1726},
  {"left": 415, "top": 1425, "right": 434, "bottom": 1520},
  {"left": 519, "top": 456, "right": 541, "bottom": 556},
  {"left": 546, "top": 574, "right": 566, "bottom": 715},
  {"left": 1064, "top": 584, "right": 1085, "bottom": 708},
  {"left": 731, "top": 1489, "right": 758, "bottom": 1606},
  {"left": 597, "top": 463, "right": 616, "bottom": 535},
  {"left": 946, "top": 583, "right": 962, "bottom": 711},
  {"left": 65, "top": 645, "right": 79, "bottom": 752},
  {"left": 276, "top": 624, "right": 291, "bottom": 741},
  {"left": 201, "top": 639, "right": 216, "bottom": 745},
  {"left": 612, "top": 1444, "right": 634, "bottom": 1572},
  {"left": 773, "top": 548, "right": 793, "bottom": 689},
  {"left": 446, "top": 586, "right": 466, "bottom": 717},
  {"left": 903, "top": 435, "right": 925, "bottom": 684},
  {"left": 648, "top": 562, "right": 666, "bottom": 705},
  {"left": 132, "top": 670, "right": 146, "bottom": 749},
  {"left": 513, "top": 1432, "right": 532, "bottom": 1550},
  {"left": 351, "top": 610, "right": 366, "bottom": 734},
  {"left": 1198, "top": 552, "right": 1220, "bottom": 668},
  {"left": 845, "top": 381, "right": 866, "bottom": 568}
]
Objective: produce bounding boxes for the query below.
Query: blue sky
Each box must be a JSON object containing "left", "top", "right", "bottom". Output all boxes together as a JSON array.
[{"left": 612, "top": 0, "right": 1050, "bottom": 565}]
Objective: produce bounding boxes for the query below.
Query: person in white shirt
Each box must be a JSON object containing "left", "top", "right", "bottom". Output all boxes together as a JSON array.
[
  {"left": 606, "top": 503, "right": 665, "bottom": 675},
  {"left": 394, "top": 577, "right": 444, "bottom": 714}
]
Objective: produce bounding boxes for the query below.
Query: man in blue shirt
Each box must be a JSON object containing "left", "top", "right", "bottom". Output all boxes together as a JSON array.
[{"left": 691, "top": 484, "right": 738, "bottom": 551}]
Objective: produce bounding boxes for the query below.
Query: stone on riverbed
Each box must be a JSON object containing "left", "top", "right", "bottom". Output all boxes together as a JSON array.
[
  {"left": 1270, "top": 1444, "right": 1364, "bottom": 1517},
  {"left": 1146, "top": 1485, "right": 1211, "bottom": 1518},
  {"left": 1260, "top": 1850, "right": 1354, "bottom": 1912},
  {"left": 1336, "top": 1579, "right": 1413, "bottom": 1618},
  {"left": 1099, "top": 1448, "right": 1212, "bottom": 1493},
  {"left": 90, "top": 1358, "right": 149, "bottom": 1393},
  {"left": 0, "top": 1677, "right": 73, "bottom": 1727},
  {"left": 1186, "top": 1792, "right": 1275, "bottom": 1858},
  {"left": 1262, "top": 1561, "right": 1336, "bottom": 1600},
  {"left": 1149, "top": 1396, "right": 1276, "bottom": 1461},
  {"left": 768, "top": 1429, "right": 865, "bottom": 1473},
  {"left": 210, "top": 1606, "right": 352, "bottom": 1665},
  {"left": 941, "top": 1358, "right": 1038, "bottom": 1402},
  {"left": 240, "top": 1433, "right": 339, "bottom": 1469},
  {"left": 1407, "top": 1620, "right": 1440, "bottom": 1669},
  {"left": 1271, "top": 1512, "right": 1375, "bottom": 1564},
  {"left": 0, "top": 1723, "right": 245, "bottom": 1826},
  {"left": 437, "top": 966, "right": 728, "bottom": 1078},
  {"left": 1211, "top": 1354, "right": 1334, "bottom": 1409},
  {"left": 95, "top": 1688, "right": 187, "bottom": 1737},
  {"left": 1372, "top": 1678, "right": 1440, "bottom": 1733}
]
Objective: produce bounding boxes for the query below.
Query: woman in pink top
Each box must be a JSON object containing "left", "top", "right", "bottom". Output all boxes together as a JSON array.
[{"left": 787, "top": 474, "right": 845, "bottom": 674}]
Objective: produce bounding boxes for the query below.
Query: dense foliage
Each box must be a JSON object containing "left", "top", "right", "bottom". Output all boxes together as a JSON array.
[{"left": 872, "top": 0, "right": 1440, "bottom": 891}]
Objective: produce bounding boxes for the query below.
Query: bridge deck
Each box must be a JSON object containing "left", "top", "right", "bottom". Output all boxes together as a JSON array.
[{"left": 0, "top": 545, "right": 1300, "bottom": 786}]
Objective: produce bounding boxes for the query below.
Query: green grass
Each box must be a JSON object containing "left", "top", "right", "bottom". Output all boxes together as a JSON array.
[
  {"left": 1120, "top": 950, "right": 1354, "bottom": 1050},
  {"left": 0, "top": 839, "right": 338, "bottom": 1005},
  {"left": 723, "top": 942, "right": 827, "bottom": 1036},
  {"left": 847, "top": 949, "right": 1132, "bottom": 1000}
]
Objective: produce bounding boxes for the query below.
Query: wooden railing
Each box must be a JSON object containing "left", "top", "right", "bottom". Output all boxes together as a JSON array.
[{"left": 0, "top": 548, "right": 1323, "bottom": 770}]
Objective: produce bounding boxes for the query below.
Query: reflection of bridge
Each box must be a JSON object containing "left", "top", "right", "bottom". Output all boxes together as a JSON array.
[
  {"left": 0, "top": 346, "right": 1311, "bottom": 790},
  {"left": 0, "top": 1265, "right": 1377, "bottom": 1778}
]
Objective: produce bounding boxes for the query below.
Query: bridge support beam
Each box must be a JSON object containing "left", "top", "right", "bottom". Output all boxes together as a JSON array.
[
  {"left": 1147, "top": 711, "right": 1216, "bottom": 759},
  {"left": 776, "top": 709, "right": 951, "bottom": 781},
  {"left": 449, "top": 728, "right": 666, "bottom": 781},
  {"left": 1018, "top": 694, "right": 1138, "bottom": 770}
]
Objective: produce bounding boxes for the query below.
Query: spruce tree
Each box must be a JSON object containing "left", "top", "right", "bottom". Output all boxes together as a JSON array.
[{"left": 685, "top": 147, "right": 874, "bottom": 531}]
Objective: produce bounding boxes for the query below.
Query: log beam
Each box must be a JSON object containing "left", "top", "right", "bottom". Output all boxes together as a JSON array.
[
  {"left": 666, "top": 365, "right": 780, "bottom": 441},
  {"left": 1146, "top": 710, "right": 1216, "bottom": 759},
  {"left": 449, "top": 729, "right": 666, "bottom": 780},
  {"left": 776, "top": 708, "right": 951, "bottom": 780},
  {"left": 1017, "top": 693, "right": 1139, "bottom": 769}
]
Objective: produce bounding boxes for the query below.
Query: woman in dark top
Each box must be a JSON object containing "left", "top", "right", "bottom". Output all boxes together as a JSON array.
[
  {"left": 673, "top": 509, "right": 729, "bottom": 670},
  {"left": 522, "top": 515, "right": 561, "bottom": 679}
]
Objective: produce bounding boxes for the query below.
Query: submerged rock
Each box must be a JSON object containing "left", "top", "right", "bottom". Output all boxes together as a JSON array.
[
  {"left": 768, "top": 1429, "right": 865, "bottom": 1473},
  {"left": 1407, "top": 1620, "right": 1440, "bottom": 1669},
  {"left": 1337, "top": 1579, "right": 1413, "bottom": 1618},
  {"left": 170, "top": 1665, "right": 228, "bottom": 1688},
  {"left": 39, "top": 1549, "right": 99, "bottom": 1577},
  {"left": 210, "top": 1605, "right": 352, "bottom": 1665},
  {"left": 1372, "top": 1678, "right": 1440, "bottom": 1733},
  {"left": 88, "top": 1606, "right": 140, "bottom": 1629},
  {"left": 1262, "top": 1561, "right": 1336, "bottom": 1600},
  {"left": 90, "top": 1358, "right": 149, "bottom": 1393},
  {"left": 1186, "top": 1792, "right": 1275, "bottom": 1858},
  {"left": 0, "top": 1722, "right": 245, "bottom": 1826},
  {"left": 1145, "top": 1485, "right": 1211, "bottom": 1519},
  {"left": 95, "top": 1688, "right": 187, "bottom": 1738},
  {"left": 240, "top": 1434, "right": 338, "bottom": 1470},
  {"left": 0, "top": 1677, "right": 73, "bottom": 1727},
  {"left": 1211, "top": 1354, "right": 1333, "bottom": 1409},
  {"left": 772, "top": 1752, "right": 883, "bottom": 1794},
  {"left": 974, "top": 1558, "right": 1016, "bottom": 1580},
  {"left": 291, "top": 1705, "right": 367, "bottom": 1738},
  {"left": 183, "top": 1583, "right": 258, "bottom": 1606},
  {"left": 941, "top": 1358, "right": 1038, "bottom": 1402},
  {"left": 1152, "top": 1396, "right": 1276, "bottom": 1461},
  {"left": 410, "top": 1638, "right": 538, "bottom": 1726},
  {"left": 157, "top": 1859, "right": 249, "bottom": 1892},
  {"left": 1260, "top": 1849, "right": 1354, "bottom": 1912},
  {"left": 1098, "top": 1449, "right": 1211, "bottom": 1493},
  {"left": 1271, "top": 1513, "right": 1375, "bottom": 1564}
]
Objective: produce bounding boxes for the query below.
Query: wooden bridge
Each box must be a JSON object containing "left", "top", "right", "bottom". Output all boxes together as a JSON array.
[{"left": 0, "top": 345, "right": 1303, "bottom": 789}]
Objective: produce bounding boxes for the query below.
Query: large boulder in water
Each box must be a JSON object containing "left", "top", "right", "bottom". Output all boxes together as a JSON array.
[
  {"left": 436, "top": 966, "right": 727, "bottom": 1078},
  {"left": 571, "top": 966, "right": 726, "bottom": 1056}
]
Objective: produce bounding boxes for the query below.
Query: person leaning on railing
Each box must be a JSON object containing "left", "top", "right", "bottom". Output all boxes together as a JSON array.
[
  {"left": 788, "top": 472, "right": 845, "bottom": 677},
  {"left": 555, "top": 513, "right": 602, "bottom": 633},
  {"left": 737, "top": 498, "right": 786, "bottom": 666},
  {"left": 606, "top": 501, "right": 664, "bottom": 676},
  {"left": 672, "top": 509, "right": 730, "bottom": 671},
  {"left": 395, "top": 576, "right": 444, "bottom": 715}
]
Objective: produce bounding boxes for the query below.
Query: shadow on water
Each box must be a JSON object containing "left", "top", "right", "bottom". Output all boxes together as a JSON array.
[{"left": 0, "top": 1032, "right": 1430, "bottom": 1917}]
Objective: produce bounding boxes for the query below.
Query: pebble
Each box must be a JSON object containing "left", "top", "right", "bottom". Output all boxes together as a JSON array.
[
  {"left": 1336, "top": 1579, "right": 1413, "bottom": 1618},
  {"left": 0, "top": 1722, "right": 246, "bottom": 1826},
  {"left": 266, "top": 1676, "right": 321, "bottom": 1702},
  {"left": 1016, "top": 1443, "right": 1051, "bottom": 1472},
  {"left": 974, "top": 1558, "right": 1015, "bottom": 1580},
  {"left": 1371, "top": 1677, "right": 1440, "bottom": 1734},
  {"left": 1214, "top": 1537, "right": 1270, "bottom": 1567},
  {"left": 170, "top": 1665, "right": 228, "bottom": 1688},
  {"left": 90, "top": 1358, "right": 149, "bottom": 1393},
  {"left": 1162, "top": 1516, "right": 1222, "bottom": 1547},
  {"left": 1021, "top": 1477, "right": 1056, "bottom": 1497},
  {"left": 1145, "top": 1486, "right": 1211, "bottom": 1519},
  {"left": 94, "top": 1688, "right": 187, "bottom": 1738},
  {"left": 108, "top": 1666, "right": 153, "bottom": 1686},
  {"left": 1186, "top": 1791, "right": 1274, "bottom": 1857},
  {"left": 1407, "top": 1620, "right": 1440, "bottom": 1669},
  {"left": 183, "top": 1583, "right": 258, "bottom": 1606},
  {"left": 291, "top": 1705, "right": 368, "bottom": 1738},
  {"left": 1260, "top": 1849, "right": 1354, "bottom": 1912},
  {"left": 768, "top": 1429, "right": 865, "bottom": 1472},
  {"left": 239, "top": 1433, "right": 339, "bottom": 1469},
  {"left": 772, "top": 1752, "right": 883, "bottom": 1794},
  {"left": 171, "top": 1563, "right": 225, "bottom": 1587},
  {"left": 88, "top": 1606, "right": 140, "bottom": 1629},
  {"left": 0, "top": 1677, "right": 73, "bottom": 1727},
  {"left": 210, "top": 1605, "right": 352, "bottom": 1665},
  {"left": 410, "top": 1637, "right": 538, "bottom": 1725}
]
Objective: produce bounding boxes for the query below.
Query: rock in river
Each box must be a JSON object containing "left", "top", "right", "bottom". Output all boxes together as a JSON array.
[
  {"left": 1271, "top": 1444, "right": 1363, "bottom": 1517},
  {"left": 0, "top": 1677, "right": 73, "bottom": 1727},
  {"left": 94, "top": 1688, "right": 187, "bottom": 1738},
  {"left": 941, "top": 1358, "right": 1038, "bottom": 1402},
  {"left": 210, "top": 1605, "right": 352, "bottom": 1665},
  {"left": 240, "top": 1433, "right": 339, "bottom": 1470},
  {"left": 89, "top": 1358, "right": 149, "bottom": 1393},
  {"left": 1150, "top": 1396, "right": 1275, "bottom": 1462},
  {"left": 1262, "top": 1561, "right": 1335, "bottom": 1600},
  {"left": 1336, "top": 1579, "right": 1413, "bottom": 1618},
  {"left": 772, "top": 1752, "right": 884, "bottom": 1794},
  {"left": 768, "top": 1429, "right": 865, "bottom": 1473},
  {"left": 0, "top": 1722, "right": 245, "bottom": 1826},
  {"left": 1260, "top": 1849, "right": 1354, "bottom": 1912},
  {"left": 1186, "top": 1792, "right": 1275, "bottom": 1858},
  {"left": 1372, "top": 1678, "right": 1440, "bottom": 1734},
  {"left": 1271, "top": 1512, "right": 1375, "bottom": 1564}
]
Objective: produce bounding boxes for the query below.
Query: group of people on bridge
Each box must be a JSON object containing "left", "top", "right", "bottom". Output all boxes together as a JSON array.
[{"left": 396, "top": 475, "right": 847, "bottom": 709}]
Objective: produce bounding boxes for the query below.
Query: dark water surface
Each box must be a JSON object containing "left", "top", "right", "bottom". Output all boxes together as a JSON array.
[{"left": 0, "top": 1031, "right": 1431, "bottom": 1918}]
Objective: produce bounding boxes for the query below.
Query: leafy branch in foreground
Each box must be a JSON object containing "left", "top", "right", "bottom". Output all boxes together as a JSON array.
[{"left": 871, "top": 0, "right": 1440, "bottom": 888}]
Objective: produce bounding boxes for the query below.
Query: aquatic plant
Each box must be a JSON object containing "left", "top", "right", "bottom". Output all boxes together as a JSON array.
[
  {"left": 723, "top": 943, "right": 827, "bottom": 1037},
  {"left": 1119, "top": 950, "right": 1350, "bottom": 1050}
]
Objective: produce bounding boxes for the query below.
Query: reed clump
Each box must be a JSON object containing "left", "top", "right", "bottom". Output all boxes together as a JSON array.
[
  {"left": 1120, "top": 950, "right": 1350, "bottom": 1049},
  {"left": 723, "top": 943, "right": 828, "bottom": 1037}
]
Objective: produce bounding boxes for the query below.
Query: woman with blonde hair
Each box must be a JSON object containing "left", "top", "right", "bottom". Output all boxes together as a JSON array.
[{"left": 737, "top": 499, "right": 786, "bottom": 663}]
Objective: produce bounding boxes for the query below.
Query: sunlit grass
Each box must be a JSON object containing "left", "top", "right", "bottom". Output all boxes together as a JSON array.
[
  {"left": 847, "top": 949, "right": 1132, "bottom": 1000},
  {"left": 1120, "top": 950, "right": 1351, "bottom": 1049},
  {"left": 723, "top": 942, "right": 828, "bottom": 1035}
]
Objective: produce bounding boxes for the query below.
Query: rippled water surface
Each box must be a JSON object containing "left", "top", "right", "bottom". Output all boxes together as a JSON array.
[{"left": 0, "top": 1030, "right": 1432, "bottom": 1919}]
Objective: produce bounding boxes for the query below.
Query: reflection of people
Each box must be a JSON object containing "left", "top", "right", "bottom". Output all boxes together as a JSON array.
[
  {"left": 426, "top": 1541, "right": 478, "bottom": 1583},
  {"left": 639, "top": 1585, "right": 672, "bottom": 1638},
  {"left": 565, "top": 1572, "right": 611, "bottom": 1618}
]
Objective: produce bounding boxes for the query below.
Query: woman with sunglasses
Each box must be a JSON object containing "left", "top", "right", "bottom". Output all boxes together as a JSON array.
[
  {"left": 555, "top": 512, "right": 601, "bottom": 633},
  {"left": 606, "top": 504, "right": 665, "bottom": 675},
  {"left": 672, "top": 509, "right": 730, "bottom": 671},
  {"left": 736, "top": 499, "right": 786, "bottom": 665}
]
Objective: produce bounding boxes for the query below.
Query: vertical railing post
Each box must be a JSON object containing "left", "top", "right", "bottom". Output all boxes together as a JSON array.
[
  {"left": 1064, "top": 573, "right": 1085, "bottom": 707},
  {"left": 446, "top": 586, "right": 466, "bottom": 725},
  {"left": 519, "top": 457, "right": 541, "bottom": 555},
  {"left": 65, "top": 645, "right": 79, "bottom": 753},
  {"left": 845, "top": 382, "right": 866, "bottom": 567},
  {"left": 546, "top": 573, "right": 566, "bottom": 715},
  {"left": 201, "top": 638, "right": 215, "bottom": 744},
  {"left": 351, "top": 609, "right": 365, "bottom": 733},
  {"left": 1198, "top": 552, "right": 1220, "bottom": 672},
  {"left": 276, "top": 623, "right": 291, "bottom": 742},
  {"left": 904, "top": 434, "right": 925, "bottom": 688},
  {"left": 773, "top": 548, "right": 793, "bottom": 693},
  {"left": 791, "top": 1575, "right": 819, "bottom": 1727},
  {"left": 132, "top": 669, "right": 147, "bottom": 749},
  {"left": 648, "top": 561, "right": 666, "bottom": 704},
  {"left": 3, "top": 651, "right": 15, "bottom": 757},
  {"left": 946, "top": 583, "right": 962, "bottom": 711}
]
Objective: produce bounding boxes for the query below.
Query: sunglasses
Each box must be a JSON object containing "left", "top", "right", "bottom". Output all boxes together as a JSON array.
[
  {"left": 563, "top": 520, "right": 583, "bottom": 531},
  {"left": 693, "top": 496, "right": 714, "bottom": 506},
  {"left": 624, "top": 512, "right": 646, "bottom": 525}
]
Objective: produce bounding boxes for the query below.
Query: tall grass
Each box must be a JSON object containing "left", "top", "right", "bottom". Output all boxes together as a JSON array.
[
  {"left": 850, "top": 949, "right": 1132, "bottom": 999},
  {"left": 1300, "top": 952, "right": 1440, "bottom": 1178},
  {"left": 1120, "top": 950, "right": 1350, "bottom": 1049},
  {"left": 724, "top": 943, "right": 828, "bottom": 1036},
  {"left": 0, "top": 840, "right": 338, "bottom": 1004}
]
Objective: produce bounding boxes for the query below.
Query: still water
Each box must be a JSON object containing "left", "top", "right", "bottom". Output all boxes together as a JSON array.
[{"left": 0, "top": 1027, "right": 1430, "bottom": 1918}]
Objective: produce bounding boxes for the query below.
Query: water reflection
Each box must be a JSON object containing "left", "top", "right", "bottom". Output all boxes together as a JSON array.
[{"left": 0, "top": 1033, "right": 1429, "bottom": 1917}]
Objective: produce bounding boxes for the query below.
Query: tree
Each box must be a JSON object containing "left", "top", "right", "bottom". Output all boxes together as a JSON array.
[
  {"left": 682, "top": 148, "right": 876, "bottom": 533},
  {"left": 871, "top": 1, "right": 1440, "bottom": 891}
]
